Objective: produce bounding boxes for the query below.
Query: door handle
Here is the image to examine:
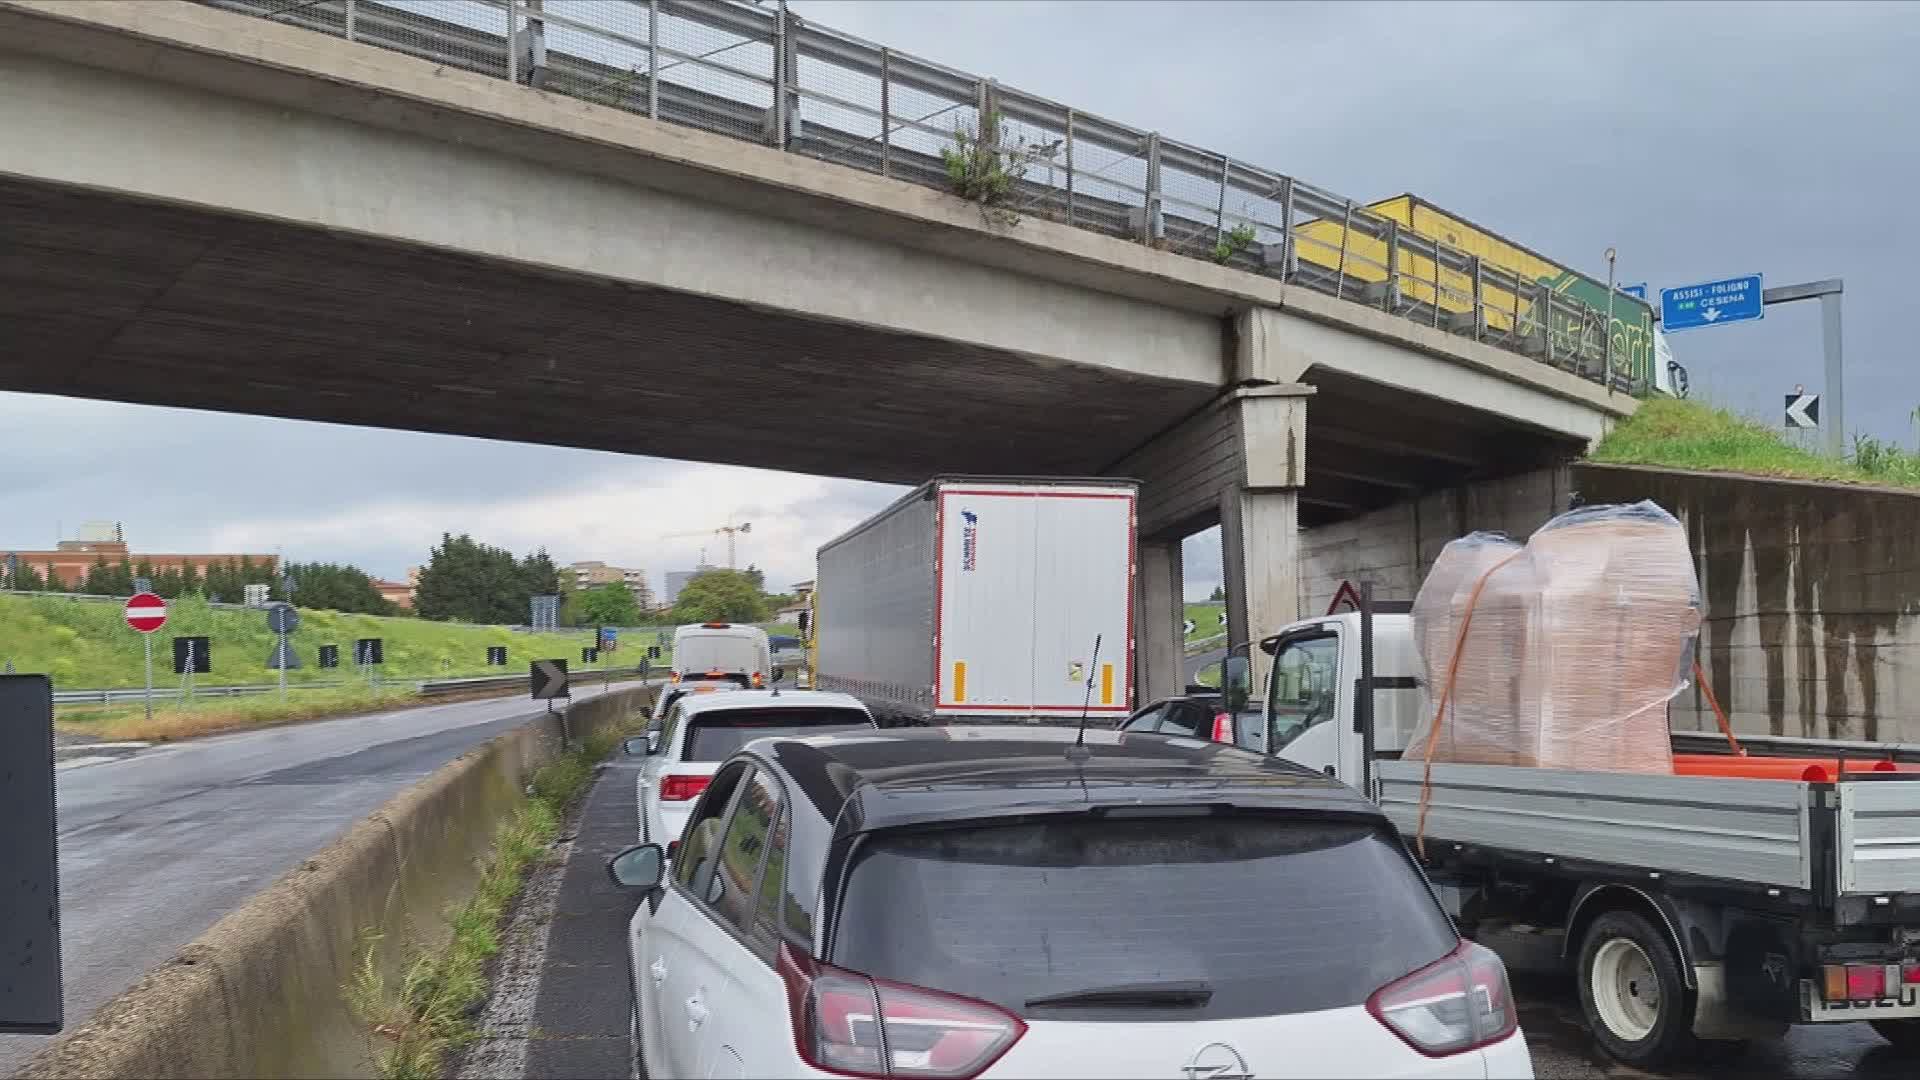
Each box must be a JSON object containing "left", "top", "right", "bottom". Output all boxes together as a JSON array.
[
  {"left": 685, "top": 992, "right": 708, "bottom": 1030},
  {"left": 650, "top": 957, "right": 668, "bottom": 985}
]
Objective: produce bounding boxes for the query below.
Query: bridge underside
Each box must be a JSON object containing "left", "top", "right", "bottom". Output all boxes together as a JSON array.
[{"left": 0, "top": 179, "right": 1215, "bottom": 485}]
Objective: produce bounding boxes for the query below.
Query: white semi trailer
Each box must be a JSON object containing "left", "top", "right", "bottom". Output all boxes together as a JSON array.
[{"left": 808, "top": 477, "right": 1137, "bottom": 726}]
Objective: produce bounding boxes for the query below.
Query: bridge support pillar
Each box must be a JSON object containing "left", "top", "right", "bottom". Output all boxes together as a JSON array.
[
  {"left": 1135, "top": 539, "right": 1185, "bottom": 703},
  {"left": 1110, "top": 383, "right": 1313, "bottom": 705}
]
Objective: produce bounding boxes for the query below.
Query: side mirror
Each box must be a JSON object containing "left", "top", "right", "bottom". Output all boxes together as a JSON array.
[
  {"left": 606, "top": 844, "right": 665, "bottom": 889},
  {"left": 1222, "top": 655, "right": 1253, "bottom": 715}
]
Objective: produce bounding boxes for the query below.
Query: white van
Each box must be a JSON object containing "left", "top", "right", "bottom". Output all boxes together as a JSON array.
[{"left": 670, "top": 622, "right": 771, "bottom": 690}]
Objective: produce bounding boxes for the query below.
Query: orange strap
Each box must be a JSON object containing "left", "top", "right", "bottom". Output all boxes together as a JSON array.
[
  {"left": 1414, "top": 550, "right": 1522, "bottom": 860},
  {"left": 1693, "top": 657, "right": 1744, "bottom": 756}
]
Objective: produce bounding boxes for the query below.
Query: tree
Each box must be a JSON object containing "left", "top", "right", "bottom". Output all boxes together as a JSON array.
[
  {"left": 1209, "top": 585, "right": 1225, "bottom": 602},
  {"left": 281, "top": 561, "right": 396, "bottom": 615},
  {"left": 576, "top": 582, "right": 642, "bottom": 627},
  {"left": 413, "top": 534, "right": 548, "bottom": 624},
  {"left": 83, "top": 557, "right": 135, "bottom": 596},
  {"left": 671, "top": 569, "right": 767, "bottom": 624},
  {"left": 5, "top": 559, "right": 45, "bottom": 592}
]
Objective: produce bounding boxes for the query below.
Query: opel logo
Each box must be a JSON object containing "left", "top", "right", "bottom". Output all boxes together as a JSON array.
[{"left": 1180, "top": 1041, "right": 1253, "bottom": 1080}]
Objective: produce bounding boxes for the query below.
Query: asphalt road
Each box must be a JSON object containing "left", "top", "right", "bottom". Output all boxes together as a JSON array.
[
  {"left": 1185, "top": 645, "right": 1224, "bottom": 686},
  {"left": 0, "top": 682, "right": 639, "bottom": 1076}
]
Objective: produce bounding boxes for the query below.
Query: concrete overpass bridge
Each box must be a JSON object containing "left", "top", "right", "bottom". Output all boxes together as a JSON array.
[{"left": 0, "top": 0, "right": 1637, "bottom": 699}]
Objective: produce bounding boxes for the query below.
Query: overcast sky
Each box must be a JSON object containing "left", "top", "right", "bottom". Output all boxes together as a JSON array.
[{"left": 2, "top": 0, "right": 1913, "bottom": 596}]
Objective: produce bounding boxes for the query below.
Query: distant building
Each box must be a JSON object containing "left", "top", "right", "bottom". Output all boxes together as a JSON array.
[
  {"left": 372, "top": 579, "right": 414, "bottom": 611},
  {"left": 660, "top": 563, "right": 721, "bottom": 607},
  {"left": 2, "top": 525, "right": 278, "bottom": 591},
  {"left": 566, "top": 560, "right": 655, "bottom": 611},
  {"left": 776, "top": 579, "right": 814, "bottom": 624}
]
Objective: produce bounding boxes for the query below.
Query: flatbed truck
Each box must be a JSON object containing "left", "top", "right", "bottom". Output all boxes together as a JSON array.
[{"left": 1244, "top": 584, "right": 1920, "bottom": 1067}]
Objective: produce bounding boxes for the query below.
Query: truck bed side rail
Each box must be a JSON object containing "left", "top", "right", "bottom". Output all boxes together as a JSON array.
[{"left": 1376, "top": 760, "right": 1815, "bottom": 890}]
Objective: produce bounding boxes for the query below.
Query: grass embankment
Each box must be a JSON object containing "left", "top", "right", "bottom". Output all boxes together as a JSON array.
[
  {"left": 0, "top": 593, "right": 640, "bottom": 690},
  {"left": 1592, "top": 397, "right": 1920, "bottom": 488},
  {"left": 347, "top": 721, "right": 634, "bottom": 1080},
  {"left": 1184, "top": 601, "right": 1225, "bottom": 643},
  {"left": 58, "top": 685, "right": 422, "bottom": 743}
]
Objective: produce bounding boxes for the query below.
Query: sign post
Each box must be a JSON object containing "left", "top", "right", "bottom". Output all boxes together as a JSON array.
[
  {"left": 267, "top": 603, "right": 300, "bottom": 698},
  {"left": 123, "top": 592, "right": 168, "bottom": 723}
]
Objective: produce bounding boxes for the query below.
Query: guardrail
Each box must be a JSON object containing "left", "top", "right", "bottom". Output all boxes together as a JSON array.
[
  {"left": 50, "top": 666, "right": 655, "bottom": 705},
  {"left": 198, "top": 0, "right": 1653, "bottom": 393}
]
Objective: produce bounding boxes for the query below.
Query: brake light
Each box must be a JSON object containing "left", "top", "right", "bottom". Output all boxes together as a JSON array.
[
  {"left": 659, "top": 774, "right": 711, "bottom": 802},
  {"left": 1368, "top": 941, "right": 1516, "bottom": 1057},
  {"left": 777, "top": 943, "right": 1024, "bottom": 1079},
  {"left": 671, "top": 671, "right": 682, "bottom": 684},
  {"left": 1211, "top": 711, "right": 1231, "bottom": 743},
  {"left": 702, "top": 622, "right": 731, "bottom": 629},
  {"left": 753, "top": 671, "right": 766, "bottom": 688},
  {"left": 1824, "top": 963, "right": 1905, "bottom": 1002}
]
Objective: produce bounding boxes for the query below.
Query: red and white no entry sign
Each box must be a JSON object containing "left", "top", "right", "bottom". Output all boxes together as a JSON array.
[{"left": 124, "top": 592, "right": 168, "bottom": 634}]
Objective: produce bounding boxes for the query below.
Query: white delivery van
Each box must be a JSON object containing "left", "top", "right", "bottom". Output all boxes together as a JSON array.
[{"left": 670, "top": 622, "right": 771, "bottom": 689}]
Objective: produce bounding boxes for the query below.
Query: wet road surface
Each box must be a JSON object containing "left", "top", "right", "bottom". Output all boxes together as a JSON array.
[
  {"left": 1518, "top": 974, "right": 1907, "bottom": 1078},
  {"left": 0, "top": 682, "right": 643, "bottom": 1076}
]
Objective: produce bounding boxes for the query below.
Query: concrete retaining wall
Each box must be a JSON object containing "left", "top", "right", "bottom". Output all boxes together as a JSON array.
[
  {"left": 1298, "top": 464, "right": 1920, "bottom": 742},
  {"left": 17, "top": 688, "right": 652, "bottom": 1080}
]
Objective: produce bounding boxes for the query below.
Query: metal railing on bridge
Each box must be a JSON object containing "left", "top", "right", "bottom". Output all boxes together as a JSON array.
[{"left": 200, "top": 0, "right": 1651, "bottom": 393}]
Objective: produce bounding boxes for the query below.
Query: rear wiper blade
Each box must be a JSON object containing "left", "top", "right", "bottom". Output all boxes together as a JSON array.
[{"left": 1024, "top": 980, "right": 1213, "bottom": 1009}]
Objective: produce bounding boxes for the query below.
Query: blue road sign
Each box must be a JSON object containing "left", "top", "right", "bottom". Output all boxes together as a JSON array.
[
  {"left": 1621, "top": 282, "right": 1647, "bottom": 300},
  {"left": 1661, "top": 273, "right": 1763, "bottom": 332}
]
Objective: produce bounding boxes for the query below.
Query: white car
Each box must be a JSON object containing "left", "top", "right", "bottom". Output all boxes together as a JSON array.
[
  {"left": 628, "top": 689, "right": 874, "bottom": 855},
  {"left": 606, "top": 726, "right": 1534, "bottom": 1080}
]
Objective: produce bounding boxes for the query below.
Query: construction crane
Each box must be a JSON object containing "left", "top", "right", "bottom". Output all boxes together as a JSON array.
[{"left": 659, "top": 519, "right": 753, "bottom": 569}]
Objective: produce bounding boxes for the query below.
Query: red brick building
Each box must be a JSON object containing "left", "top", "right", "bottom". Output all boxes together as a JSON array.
[{"left": 4, "top": 536, "right": 279, "bottom": 590}]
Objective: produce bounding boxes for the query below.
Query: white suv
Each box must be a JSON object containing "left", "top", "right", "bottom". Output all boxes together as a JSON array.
[
  {"left": 628, "top": 689, "right": 874, "bottom": 855},
  {"left": 606, "top": 726, "right": 1534, "bottom": 1080}
]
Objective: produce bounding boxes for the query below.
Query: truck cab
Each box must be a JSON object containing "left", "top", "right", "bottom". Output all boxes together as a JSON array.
[{"left": 1256, "top": 607, "right": 1423, "bottom": 787}]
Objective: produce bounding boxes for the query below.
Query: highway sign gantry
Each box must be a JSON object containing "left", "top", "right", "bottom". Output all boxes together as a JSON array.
[
  {"left": 124, "top": 592, "right": 168, "bottom": 634},
  {"left": 1661, "top": 273, "right": 1764, "bottom": 332}
]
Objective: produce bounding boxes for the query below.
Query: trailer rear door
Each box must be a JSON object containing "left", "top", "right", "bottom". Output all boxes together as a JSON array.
[{"left": 934, "top": 482, "right": 1135, "bottom": 719}]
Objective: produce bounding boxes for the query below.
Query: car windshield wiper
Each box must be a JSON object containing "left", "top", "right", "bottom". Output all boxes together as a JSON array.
[{"left": 1024, "top": 980, "right": 1213, "bottom": 1009}]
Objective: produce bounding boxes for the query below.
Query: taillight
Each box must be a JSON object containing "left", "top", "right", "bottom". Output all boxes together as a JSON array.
[
  {"left": 1368, "top": 941, "right": 1516, "bottom": 1057},
  {"left": 778, "top": 943, "right": 1023, "bottom": 1079},
  {"left": 671, "top": 671, "right": 682, "bottom": 684},
  {"left": 659, "top": 774, "right": 711, "bottom": 802},
  {"left": 1823, "top": 962, "right": 1907, "bottom": 1002},
  {"left": 753, "top": 671, "right": 766, "bottom": 688},
  {"left": 1211, "top": 711, "right": 1231, "bottom": 743}
]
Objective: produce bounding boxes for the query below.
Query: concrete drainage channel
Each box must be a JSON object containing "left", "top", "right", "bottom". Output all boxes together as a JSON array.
[{"left": 16, "top": 687, "right": 653, "bottom": 1080}]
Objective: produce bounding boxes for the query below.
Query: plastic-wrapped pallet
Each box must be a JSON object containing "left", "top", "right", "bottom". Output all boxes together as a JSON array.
[{"left": 1404, "top": 501, "right": 1701, "bottom": 773}]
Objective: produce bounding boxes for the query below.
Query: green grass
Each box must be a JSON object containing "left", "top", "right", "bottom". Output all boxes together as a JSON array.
[
  {"left": 347, "top": 721, "right": 634, "bottom": 1080},
  {"left": 58, "top": 685, "right": 420, "bottom": 742},
  {"left": 0, "top": 593, "right": 643, "bottom": 690},
  {"left": 1591, "top": 397, "right": 1920, "bottom": 488},
  {"left": 1185, "top": 602, "right": 1226, "bottom": 642}
]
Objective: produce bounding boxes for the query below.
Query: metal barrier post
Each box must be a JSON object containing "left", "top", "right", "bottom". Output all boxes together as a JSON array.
[
  {"left": 1064, "top": 109, "right": 1076, "bottom": 225},
  {"left": 879, "top": 47, "right": 891, "bottom": 177},
  {"left": 1142, "top": 132, "right": 1162, "bottom": 245},
  {"left": 647, "top": 0, "right": 659, "bottom": 119},
  {"left": 1334, "top": 200, "right": 1353, "bottom": 300},
  {"left": 1470, "top": 255, "right": 1484, "bottom": 341},
  {"left": 1431, "top": 242, "right": 1442, "bottom": 327},
  {"left": 1215, "top": 156, "right": 1229, "bottom": 245},
  {"left": 344, "top": 0, "right": 356, "bottom": 43},
  {"left": 1278, "top": 177, "right": 1296, "bottom": 278},
  {"left": 1381, "top": 221, "right": 1400, "bottom": 312}
]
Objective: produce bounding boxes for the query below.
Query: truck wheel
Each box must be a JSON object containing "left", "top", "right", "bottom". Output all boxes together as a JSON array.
[
  {"left": 1577, "top": 910, "right": 1696, "bottom": 1067},
  {"left": 1872, "top": 1020, "right": 1920, "bottom": 1055}
]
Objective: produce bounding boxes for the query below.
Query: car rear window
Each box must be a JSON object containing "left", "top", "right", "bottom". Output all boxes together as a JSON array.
[
  {"left": 683, "top": 708, "right": 874, "bottom": 762},
  {"left": 831, "top": 816, "right": 1455, "bottom": 1020}
]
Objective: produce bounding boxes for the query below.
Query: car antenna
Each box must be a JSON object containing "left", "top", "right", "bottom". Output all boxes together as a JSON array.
[{"left": 1065, "top": 634, "right": 1101, "bottom": 764}]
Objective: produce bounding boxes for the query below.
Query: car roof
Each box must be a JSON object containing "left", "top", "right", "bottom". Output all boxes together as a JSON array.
[
  {"left": 675, "top": 688, "right": 869, "bottom": 717},
  {"left": 758, "top": 725, "right": 1378, "bottom": 836}
]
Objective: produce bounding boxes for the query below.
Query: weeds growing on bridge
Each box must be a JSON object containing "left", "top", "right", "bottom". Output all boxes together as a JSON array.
[
  {"left": 941, "top": 111, "right": 1047, "bottom": 228},
  {"left": 346, "top": 721, "right": 636, "bottom": 1080}
]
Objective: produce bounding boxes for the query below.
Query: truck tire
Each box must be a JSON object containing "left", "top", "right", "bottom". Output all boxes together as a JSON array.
[
  {"left": 1577, "top": 910, "right": 1696, "bottom": 1067},
  {"left": 1871, "top": 1020, "right": 1920, "bottom": 1055}
]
